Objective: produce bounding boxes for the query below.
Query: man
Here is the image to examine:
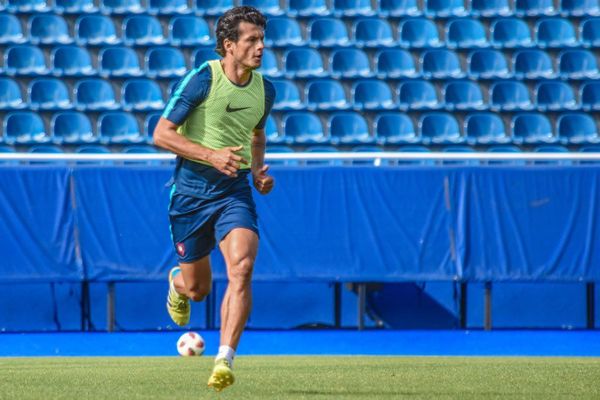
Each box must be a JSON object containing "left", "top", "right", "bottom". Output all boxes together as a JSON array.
[{"left": 153, "top": 6, "right": 275, "bottom": 392}]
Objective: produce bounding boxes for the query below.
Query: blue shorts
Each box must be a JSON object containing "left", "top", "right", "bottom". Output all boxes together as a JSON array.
[{"left": 168, "top": 159, "right": 259, "bottom": 263}]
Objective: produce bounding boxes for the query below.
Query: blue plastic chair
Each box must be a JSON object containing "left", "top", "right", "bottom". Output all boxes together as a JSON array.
[
  {"left": 579, "top": 145, "right": 600, "bottom": 165},
  {"left": 486, "top": 145, "right": 525, "bottom": 166},
  {"left": 396, "top": 145, "right": 434, "bottom": 166},
  {"left": 264, "top": 115, "right": 284, "bottom": 144},
  {"left": 352, "top": 80, "right": 396, "bottom": 111},
  {"left": 100, "top": 0, "right": 143, "bottom": 14},
  {"left": 350, "top": 146, "right": 385, "bottom": 166},
  {"left": 581, "top": 82, "right": 600, "bottom": 110},
  {"left": 51, "top": 112, "right": 96, "bottom": 144},
  {"left": 513, "top": 50, "right": 555, "bottom": 79},
  {"left": 308, "top": 18, "right": 352, "bottom": 47},
  {"left": 561, "top": 0, "right": 600, "bottom": 16},
  {"left": 0, "top": 14, "right": 26, "bottom": 45},
  {"left": 490, "top": 81, "right": 534, "bottom": 111},
  {"left": 4, "top": 45, "right": 49, "bottom": 76},
  {"left": 305, "top": 146, "right": 342, "bottom": 166},
  {"left": 51, "top": 46, "right": 96, "bottom": 77},
  {"left": 75, "top": 145, "right": 112, "bottom": 166},
  {"left": 421, "top": 49, "right": 464, "bottom": 79},
  {"left": 6, "top": 0, "right": 51, "bottom": 12},
  {"left": 283, "top": 48, "right": 326, "bottom": 79},
  {"left": 0, "top": 145, "right": 17, "bottom": 165},
  {"left": 144, "top": 113, "right": 161, "bottom": 143},
  {"left": 511, "top": 113, "right": 557, "bottom": 144},
  {"left": 55, "top": 0, "right": 98, "bottom": 13},
  {"left": 75, "top": 15, "right": 120, "bottom": 46},
  {"left": 329, "top": 48, "right": 372, "bottom": 78},
  {"left": 28, "top": 145, "right": 66, "bottom": 166},
  {"left": 375, "top": 49, "right": 419, "bottom": 79},
  {"left": 464, "top": 113, "right": 510, "bottom": 144},
  {"left": 266, "top": 145, "right": 299, "bottom": 166},
  {"left": 148, "top": 0, "right": 190, "bottom": 15},
  {"left": 265, "top": 18, "right": 305, "bottom": 47},
  {"left": 28, "top": 14, "right": 72, "bottom": 45},
  {"left": 28, "top": 78, "right": 72, "bottom": 110},
  {"left": 467, "top": 49, "right": 510, "bottom": 79},
  {"left": 288, "top": 0, "right": 331, "bottom": 17},
  {"left": 169, "top": 16, "right": 213, "bottom": 46},
  {"left": 192, "top": 48, "right": 220, "bottom": 68},
  {"left": 271, "top": 79, "right": 304, "bottom": 110},
  {"left": 121, "top": 79, "right": 165, "bottom": 111},
  {"left": 3, "top": 112, "right": 49, "bottom": 145},
  {"left": 419, "top": 113, "right": 464, "bottom": 145},
  {"left": 306, "top": 79, "right": 350, "bottom": 111},
  {"left": 425, "top": 0, "right": 468, "bottom": 17},
  {"left": 490, "top": 18, "right": 533, "bottom": 48},
  {"left": 195, "top": 0, "right": 233, "bottom": 16},
  {"left": 241, "top": 0, "right": 284, "bottom": 16},
  {"left": 441, "top": 146, "right": 479, "bottom": 166},
  {"left": 0, "top": 78, "right": 25, "bottom": 110},
  {"left": 471, "top": 0, "right": 512, "bottom": 16},
  {"left": 580, "top": 18, "right": 600, "bottom": 47},
  {"left": 333, "top": 0, "right": 376, "bottom": 17},
  {"left": 121, "top": 145, "right": 162, "bottom": 166},
  {"left": 397, "top": 80, "right": 441, "bottom": 110},
  {"left": 533, "top": 145, "right": 572, "bottom": 165},
  {"left": 446, "top": 19, "right": 488, "bottom": 49},
  {"left": 535, "top": 18, "right": 578, "bottom": 48},
  {"left": 443, "top": 81, "right": 486, "bottom": 111},
  {"left": 535, "top": 82, "right": 578, "bottom": 111},
  {"left": 99, "top": 47, "right": 143, "bottom": 78},
  {"left": 558, "top": 49, "right": 599, "bottom": 79},
  {"left": 123, "top": 16, "right": 167, "bottom": 46},
  {"left": 352, "top": 18, "right": 395, "bottom": 48},
  {"left": 398, "top": 18, "right": 442, "bottom": 48},
  {"left": 282, "top": 112, "right": 327, "bottom": 144},
  {"left": 75, "top": 79, "right": 119, "bottom": 111},
  {"left": 557, "top": 113, "right": 600, "bottom": 144},
  {"left": 328, "top": 112, "right": 373, "bottom": 145},
  {"left": 258, "top": 48, "right": 281, "bottom": 78},
  {"left": 145, "top": 47, "right": 187, "bottom": 78},
  {"left": 98, "top": 112, "right": 144, "bottom": 144},
  {"left": 516, "top": 0, "right": 557, "bottom": 16},
  {"left": 379, "top": 0, "right": 421, "bottom": 17},
  {"left": 374, "top": 113, "right": 419, "bottom": 144}
]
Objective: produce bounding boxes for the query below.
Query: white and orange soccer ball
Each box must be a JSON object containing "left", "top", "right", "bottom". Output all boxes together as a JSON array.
[{"left": 176, "top": 332, "right": 205, "bottom": 356}]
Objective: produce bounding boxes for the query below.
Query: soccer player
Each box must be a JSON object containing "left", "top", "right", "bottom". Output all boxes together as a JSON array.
[{"left": 153, "top": 6, "right": 275, "bottom": 392}]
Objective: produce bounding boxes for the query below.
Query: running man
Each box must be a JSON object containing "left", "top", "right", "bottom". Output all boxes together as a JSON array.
[{"left": 153, "top": 6, "right": 275, "bottom": 392}]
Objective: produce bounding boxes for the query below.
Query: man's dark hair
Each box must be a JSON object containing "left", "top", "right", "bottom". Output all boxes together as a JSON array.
[{"left": 215, "top": 6, "right": 267, "bottom": 57}]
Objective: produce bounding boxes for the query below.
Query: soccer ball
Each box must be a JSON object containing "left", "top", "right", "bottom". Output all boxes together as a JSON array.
[{"left": 176, "top": 332, "right": 205, "bottom": 356}]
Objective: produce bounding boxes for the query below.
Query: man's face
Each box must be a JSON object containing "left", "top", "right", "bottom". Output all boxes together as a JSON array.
[{"left": 226, "top": 21, "right": 265, "bottom": 70}]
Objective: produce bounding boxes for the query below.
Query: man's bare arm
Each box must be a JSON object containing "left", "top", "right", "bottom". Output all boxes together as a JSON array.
[{"left": 251, "top": 128, "right": 266, "bottom": 173}]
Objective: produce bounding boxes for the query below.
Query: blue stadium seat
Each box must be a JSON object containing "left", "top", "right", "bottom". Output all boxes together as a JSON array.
[
  {"left": 305, "top": 146, "right": 343, "bottom": 166},
  {"left": 396, "top": 145, "right": 434, "bottom": 165},
  {"left": 329, "top": 48, "right": 372, "bottom": 78},
  {"left": 3, "top": 112, "right": 49, "bottom": 144},
  {"left": 74, "top": 79, "right": 119, "bottom": 111},
  {"left": 0, "top": 14, "right": 26, "bottom": 45},
  {"left": 558, "top": 49, "right": 599, "bottom": 79},
  {"left": 145, "top": 47, "right": 186, "bottom": 78},
  {"left": 333, "top": 0, "right": 376, "bottom": 17},
  {"left": 350, "top": 145, "right": 384, "bottom": 166},
  {"left": 515, "top": 0, "right": 557, "bottom": 16},
  {"left": 579, "top": 145, "right": 600, "bottom": 164},
  {"left": 421, "top": 49, "right": 464, "bottom": 79},
  {"left": 28, "top": 78, "right": 72, "bottom": 110},
  {"left": 28, "top": 145, "right": 65, "bottom": 164},
  {"left": 464, "top": 113, "right": 510, "bottom": 144},
  {"left": 561, "top": 0, "right": 600, "bottom": 16},
  {"left": 419, "top": 113, "right": 464, "bottom": 144},
  {"left": 99, "top": 47, "right": 143, "bottom": 77},
  {"left": 97, "top": 112, "right": 144, "bottom": 144},
  {"left": 28, "top": 15, "right": 72, "bottom": 45},
  {"left": 55, "top": 0, "right": 98, "bottom": 14},
  {"left": 328, "top": 112, "right": 373, "bottom": 145},
  {"left": 557, "top": 113, "right": 599, "bottom": 144},
  {"left": 6, "top": 0, "right": 50, "bottom": 12},
  {"left": 75, "top": 15, "right": 120, "bottom": 46},
  {"left": 446, "top": 19, "right": 488, "bottom": 49},
  {"left": 0, "top": 78, "right": 25, "bottom": 110},
  {"left": 122, "top": 145, "right": 161, "bottom": 166},
  {"left": 148, "top": 0, "right": 190, "bottom": 15},
  {"left": 379, "top": 0, "right": 421, "bottom": 17},
  {"left": 443, "top": 81, "right": 486, "bottom": 110},
  {"left": 283, "top": 48, "right": 326, "bottom": 79},
  {"left": 352, "top": 80, "right": 395, "bottom": 111},
  {"left": 308, "top": 18, "right": 352, "bottom": 47},
  {"left": 533, "top": 145, "right": 572, "bottom": 165},
  {"left": 0, "top": 145, "right": 17, "bottom": 165},
  {"left": 144, "top": 113, "right": 161, "bottom": 142},
  {"left": 123, "top": 16, "right": 167, "bottom": 46},
  {"left": 306, "top": 79, "right": 350, "bottom": 110},
  {"left": 258, "top": 48, "right": 281, "bottom": 78},
  {"left": 511, "top": 113, "right": 557, "bottom": 144},
  {"left": 51, "top": 46, "right": 96, "bottom": 77},
  {"left": 265, "top": 18, "right": 305, "bottom": 47},
  {"left": 271, "top": 79, "right": 304, "bottom": 110},
  {"left": 192, "top": 48, "right": 220, "bottom": 68},
  {"left": 486, "top": 145, "right": 525, "bottom": 166},
  {"left": 490, "top": 81, "right": 534, "bottom": 111},
  {"left": 4, "top": 45, "right": 49, "bottom": 76},
  {"left": 581, "top": 82, "right": 600, "bottom": 110},
  {"left": 282, "top": 112, "right": 327, "bottom": 144},
  {"left": 398, "top": 18, "right": 442, "bottom": 48},
  {"left": 425, "top": 0, "right": 468, "bottom": 17},
  {"left": 51, "top": 111, "right": 96, "bottom": 144},
  {"left": 535, "top": 81, "right": 578, "bottom": 111},
  {"left": 169, "top": 17, "right": 213, "bottom": 46},
  {"left": 580, "top": 18, "right": 600, "bottom": 47},
  {"left": 441, "top": 146, "right": 479, "bottom": 166},
  {"left": 288, "top": 0, "right": 331, "bottom": 17},
  {"left": 375, "top": 49, "right": 419, "bottom": 79},
  {"left": 490, "top": 18, "right": 533, "bottom": 48},
  {"left": 470, "top": 0, "right": 512, "bottom": 17},
  {"left": 513, "top": 50, "right": 555, "bottom": 79},
  {"left": 100, "top": 0, "right": 143, "bottom": 14},
  {"left": 535, "top": 18, "right": 578, "bottom": 48},
  {"left": 374, "top": 113, "right": 419, "bottom": 144},
  {"left": 195, "top": 0, "right": 233, "bottom": 16},
  {"left": 266, "top": 145, "right": 299, "bottom": 166},
  {"left": 264, "top": 115, "right": 284, "bottom": 144},
  {"left": 397, "top": 80, "right": 441, "bottom": 110},
  {"left": 467, "top": 49, "right": 510, "bottom": 79},
  {"left": 121, "top": 79, "right": 165, "bottom": 111},
  {"left": 241, "top": 0, "right": 284, "bottom": 16},
  {"left": 352, "top": 18, "right": 395, "bottom": 48},
  {"left": 75, "top": 145, "right": 112, "bottom": 166}
]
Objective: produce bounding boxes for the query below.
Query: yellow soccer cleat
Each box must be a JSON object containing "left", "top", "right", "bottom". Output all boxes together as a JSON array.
[
  {"left": 166, "top": 266, "right": 190, "bottom": 326},
  {"left": 207, "top": 359, "right": 235, "bottom": 392}
]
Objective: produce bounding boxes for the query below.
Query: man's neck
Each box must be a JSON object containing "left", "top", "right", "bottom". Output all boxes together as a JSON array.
[{"left": 220, "top": 59, "right": 251, "bottom": 86}]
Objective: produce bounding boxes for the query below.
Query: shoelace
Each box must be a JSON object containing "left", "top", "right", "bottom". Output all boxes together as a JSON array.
[{"left": 169, "top": 290, "right": 188, "bottom": 311}]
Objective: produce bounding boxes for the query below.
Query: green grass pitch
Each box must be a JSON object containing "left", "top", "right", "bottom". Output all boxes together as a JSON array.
[{"left": 1, "top": 356, "right": 599, "bottom": 399}]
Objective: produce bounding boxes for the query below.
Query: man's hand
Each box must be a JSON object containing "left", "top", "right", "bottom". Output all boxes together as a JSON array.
[
  {"left": 252, "top": 165, "right": 274, "bottom": 195},
  {"left": 208, "top": 146, "right": 248, "bottom": 177}
]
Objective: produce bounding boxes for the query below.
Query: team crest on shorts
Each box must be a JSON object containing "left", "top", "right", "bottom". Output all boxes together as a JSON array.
[{"left": 176, "top": 242, "right": 186, "bottom": 257}]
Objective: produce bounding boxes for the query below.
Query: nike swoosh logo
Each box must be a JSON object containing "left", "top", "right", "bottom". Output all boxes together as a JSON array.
[{"left": 226, "top": 103, "right": 251, "bottom": 113}]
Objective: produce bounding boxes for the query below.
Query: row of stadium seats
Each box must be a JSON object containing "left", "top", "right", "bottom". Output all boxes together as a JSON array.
[
  {"left": 4, "top": 76, "right": 600, "bottom": 112},
  {"left": 2, "top": 14, "right": 600, "bottom": 48},
  {"left": 2, "top": 0, "right": 600, "bottom": 18},
  {"left": 2, "top": 110, "right": 599, "bottom": 145}
]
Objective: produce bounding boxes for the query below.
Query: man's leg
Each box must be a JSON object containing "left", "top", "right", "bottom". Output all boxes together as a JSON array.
[{"left": 167, "top": 256, "right": 212, "bottom": 326}]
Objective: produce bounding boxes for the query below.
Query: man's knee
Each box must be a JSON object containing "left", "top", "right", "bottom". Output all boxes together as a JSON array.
[
  {"left": 228, "top": 254, "right": 255, "bottom": 287},
  {"left": 186, "top": 283, "right": 211, "bottom": 302}
]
